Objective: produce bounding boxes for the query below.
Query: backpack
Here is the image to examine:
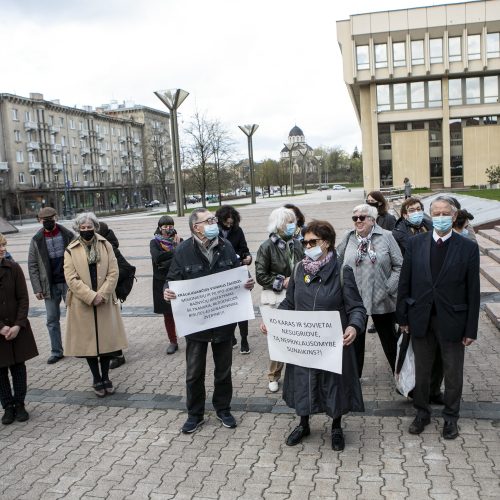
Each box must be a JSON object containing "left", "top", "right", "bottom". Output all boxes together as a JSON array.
[{"left": 113, "top": 248, "right": 136, "bottom": 302}]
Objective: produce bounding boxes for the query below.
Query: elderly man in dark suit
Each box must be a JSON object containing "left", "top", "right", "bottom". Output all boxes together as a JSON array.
[{"left": 397, "top": 195, "right": 480, "bottom": 440}]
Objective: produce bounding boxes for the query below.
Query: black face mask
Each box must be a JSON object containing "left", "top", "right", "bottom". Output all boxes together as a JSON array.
[
  {"left": 366, "top": 201, "right": 379, "bottom": 208},
  {"left": 43, "top": 220, "right": 56, "bottom": 231},
  {"left": 80, "top": 230, "right": 95, "bottom": 241}
]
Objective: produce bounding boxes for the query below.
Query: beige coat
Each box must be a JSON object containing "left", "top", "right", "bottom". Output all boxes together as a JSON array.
[{"left": 64, "top": 234, "right": 128, "bottom": 357}]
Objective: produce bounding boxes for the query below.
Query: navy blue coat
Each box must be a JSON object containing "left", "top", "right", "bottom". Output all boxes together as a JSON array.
[{"left": 396, "top": 231, "right": 480, "bottom": 341}]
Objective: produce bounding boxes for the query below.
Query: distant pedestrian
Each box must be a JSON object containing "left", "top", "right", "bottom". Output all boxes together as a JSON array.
[
  {"left": 151, "top": 215, "right": 181, "bottom": 355},
  {"left": 0, "top": 233, "right": 38, "bottom": 425},
  {"left": 404, "top": 178, "right": 412, "bottom": 199},
  {"left": 28, "top": 207, "right": 74, "bottom": 364},
  {"left": 216, "top": 205, "right": 252, "bottom": 354},
  {"left": 64, "top": 212, "right": 128, "bottom": 397},
  {"left": 255, "top": 207, "right": 304, "bottom": 393}
]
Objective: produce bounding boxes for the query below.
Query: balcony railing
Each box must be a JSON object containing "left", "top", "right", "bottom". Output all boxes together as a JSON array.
[
  {"left": 120, "top": 150, "right": 128, "bottom": 158},
  {"left": 51, "top": 144, "right": 62, "bottom": 153},
  {"left": 81, "top": 147, "right": 90, "bottom": 156},
  {"left": 50, "top": 125, "right": 60, "bottom": 134},
  {"left": 121, "top": 166, "right": 130, "bottom": 173},
  {"left": 119, "top": 136, "right": 126, "bottom": 143},
  {"left": 96, "top": 133, "right": 104, "bottom": 141},
  {"left": 28, "top": 162, "right": 42, "bottom": 172},
  {"left": 24, "top": 120, "right": 37, "bottom": 130},
  {"left": 98, "top": 148, "right": 105, "bottom": 156},
  {"left": 27, "top": 141, "right": 40, "bottom": 150},
  {"left": 82, "top": 165, "right": 92, "bottom": 173},
  {"left": 0, "top": 162, "right": 9, "bottom": 171},
  {"left": 99, "top": 165, "right": 109, "bottom": 172},
  {"left": 79, "top": 131, "right": 89, "bottom": 139},
  {"left": 52, "top": 163, "right": 64, "bottom": 172}
]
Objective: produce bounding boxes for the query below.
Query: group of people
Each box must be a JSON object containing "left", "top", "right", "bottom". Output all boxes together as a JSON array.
[{"left": 0, "top": 192, "right": 480, "bottom": 451}]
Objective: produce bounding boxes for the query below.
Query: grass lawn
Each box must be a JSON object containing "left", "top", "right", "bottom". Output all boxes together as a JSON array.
[{"left": 460, "top": 189, "right": 500, "bottom": 201}]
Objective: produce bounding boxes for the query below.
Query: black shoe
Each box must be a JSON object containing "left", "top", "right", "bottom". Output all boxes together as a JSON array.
[
  {"left": 240, "top": 338, "right": 250, "bottom": 354},
  {"left": 443, "top": 420, "right": 459, "bottom": 440},
  {"left": 102, "top": 380, "right": 115, "bottom": 395},
  {"left": 47, "top": 355, "right": 63, "bottom": 364},
  {"left": 2, "top": 405, "right": 16, "bottom": 425},
  {"left": 430, "top": 393, "right": 445, "bottom": 405},
  {"left": 92, "top": 382, "right": 106, "bottom": 398},
  {"left": 14, "top": 403, "right": 29, "bottom": 422},
  {"left": 166, "top": 343, "right": 178, "bottom": 355},
  {"left": 232, "top": 336, "right": 237, "bottom": 348},
  {"left": 367, "top": 326, "right": 377, "bottom": 334},
  {"left": 216, "top": 410, "right": 237, "bottom": 428},
  {"left": 331, "top": 428, "right": 345, "bottom": 451},
  {"left": 286, "top": 425, "right": 310, "bottom": 446},
  {"left": 181, "top": 415, "right": 205, "bottom": 434},
  {"left": 409, "top": 416, "right": 431, "bottom": 435},
  {"left": 110, "top": 355, "right": 126, "bottom": 369}
]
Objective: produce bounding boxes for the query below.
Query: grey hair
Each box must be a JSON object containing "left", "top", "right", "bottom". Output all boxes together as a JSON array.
[
  {"left": 72, "top": 212, "right": 100, "bottom": 232},
  {"left": 189, "top": 207, "right": 211, "bottom": 232},
  {"left": 430, "top": 195, "right": 458, "bottom": 214},
  {"left": 267, "top": 207, "right": 296, "bottom": 234},
  {"left": 352, "top": 204, "right": 378, "bottom": 220}
]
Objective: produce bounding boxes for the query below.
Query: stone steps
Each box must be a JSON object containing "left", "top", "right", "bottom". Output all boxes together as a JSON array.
[
  {"left": 480, "top": 255, "right": 500, "bottom": 290},
  {"left": 478, "top": 228, "right": 500, "bottom": 246},
  {"left": 485, "top": 303, "right": 500, "bottom": 330},
  {"left": 476, "top": 232, "right": 499, "bottom": 255}
]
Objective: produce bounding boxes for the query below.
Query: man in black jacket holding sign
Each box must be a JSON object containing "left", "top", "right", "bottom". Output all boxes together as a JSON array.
[{"left": 164, "top": 208, "right": 254, "bottom": 434}]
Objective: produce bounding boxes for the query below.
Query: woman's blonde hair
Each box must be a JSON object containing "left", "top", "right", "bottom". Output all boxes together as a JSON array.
[{"left": 0, "top": 233, "right": 6, "bottom": 245}]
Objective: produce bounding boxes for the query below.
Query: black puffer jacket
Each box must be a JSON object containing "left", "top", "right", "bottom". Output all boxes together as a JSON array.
[
  {"left": 278, "top": 256, "right": 366, "bottom": 418},
  {"left": 376, "top": 213, "right": 397, "bottom": 231},
  {"left": 392, "top": 216, "right": 432, "bottom": 256},
  {"left": 219, "top": 224, "right": 251, "bottom": 262},
  {"left": 166, "top": 236, "right": 240, "bottom": 342}
]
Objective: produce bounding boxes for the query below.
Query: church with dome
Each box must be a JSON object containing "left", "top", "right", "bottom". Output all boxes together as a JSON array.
[{"left": 280, "top": 125, "right": 314, "bottom": 173}]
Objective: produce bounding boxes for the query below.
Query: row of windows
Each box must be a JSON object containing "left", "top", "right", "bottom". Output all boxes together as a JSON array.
[
  {"left": 16, "top": 171, "right": 135, "bottom": 186},
  {"left": 357, "top": 32, "right": 500, "bottom": 70},
  {"left": 376, "top": 75, "right": 500, "bottom": 111}
]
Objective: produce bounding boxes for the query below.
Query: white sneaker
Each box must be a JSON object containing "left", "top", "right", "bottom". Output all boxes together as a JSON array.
[{"left": 268, "top": 381, "right": 279, "bottom": 392}]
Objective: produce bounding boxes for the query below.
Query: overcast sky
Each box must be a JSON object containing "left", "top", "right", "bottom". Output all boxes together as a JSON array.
[{"left": 0, "top": 0, "right": 466, "bottom": 162}]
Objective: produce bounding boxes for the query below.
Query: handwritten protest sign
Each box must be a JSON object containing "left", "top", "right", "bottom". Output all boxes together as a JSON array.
[
  {"left": 260, "top": 307, "right": 344, "bottom": 374},
  {"left": 169, "top": 267, "right": 255, "bottom": 337}
]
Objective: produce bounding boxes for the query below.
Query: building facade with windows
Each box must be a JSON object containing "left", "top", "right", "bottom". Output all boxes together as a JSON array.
[
  {"left": 0, "top": 93, "right": 168, "bottom": 218},
  {"left": 337, "top": 0, "right": 500, "bottom": 191}
]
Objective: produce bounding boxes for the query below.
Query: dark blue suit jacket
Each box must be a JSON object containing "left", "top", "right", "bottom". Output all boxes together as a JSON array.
[{"left": 396, "top": 231, "right": 480, "bottom": 342}]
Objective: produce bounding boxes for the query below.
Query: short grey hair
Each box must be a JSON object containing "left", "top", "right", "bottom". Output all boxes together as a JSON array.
[
  {"left": 72, "top": 212, "right": 100, "bottom": 232},
  {"left": 267, "top": 207, "right": 296, "bottom": 234},
  {"left": 189, "top": 208, "right": 210, "bottom": 232},
  {"left": 352, "top": 204, "right": 378, "bottom": 220},
  {"left": 430, "top": 195, "right": 458, "bottom": 214}
]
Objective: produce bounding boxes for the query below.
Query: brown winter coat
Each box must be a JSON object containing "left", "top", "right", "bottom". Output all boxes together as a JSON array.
[
  {"left": 0, "top": 259, "right": 38, "bottom": 367},
  {"left": 64, "top": 234, "right": 128, "bottom": 357}
]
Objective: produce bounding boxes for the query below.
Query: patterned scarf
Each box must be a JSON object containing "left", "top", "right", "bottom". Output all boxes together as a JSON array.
[
  {"left": 355, "top": 227, "right": 377, "bottom": 266},
  {"left": 302, "top": 250, "right": 334, "bottom": 276},
  {"left": 155, "top": 234, "right": 176, "bottom": 252},
  {"left": 80, "top": 236, "right": 100, "bottom": 265}
]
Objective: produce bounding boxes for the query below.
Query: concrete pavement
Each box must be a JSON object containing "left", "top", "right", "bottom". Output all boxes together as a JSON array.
[{"left": 1, "top": 191, "right": 499, "bottom": 499}]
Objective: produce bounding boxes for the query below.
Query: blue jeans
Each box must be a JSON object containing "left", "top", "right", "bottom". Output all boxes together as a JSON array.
[{"left": 44, "top": 283, "right": 67, "bottom": 357}]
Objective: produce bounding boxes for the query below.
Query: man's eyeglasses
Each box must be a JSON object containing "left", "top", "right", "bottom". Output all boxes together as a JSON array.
[
  {"left": 302, "top": 238, "right": 323, "bottom": 248},
  {"left": 352, "top": 215, "right": 367, "bottom": 222},
  {"left": 195, "top": 216, "right": 218, "bottom": 225}
]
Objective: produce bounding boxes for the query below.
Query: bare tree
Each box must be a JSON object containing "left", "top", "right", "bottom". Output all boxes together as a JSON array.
[
  {"left": 148, "top": 124, "right": 173, "bottom": 210},
  {"left": 211, "top": 120, "right": 236, "bottom": 206}
]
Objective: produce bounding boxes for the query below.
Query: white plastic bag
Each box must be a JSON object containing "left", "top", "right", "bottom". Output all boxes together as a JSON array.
[{"left": 394, "top": 332, "right": 415, "bottom": 397}]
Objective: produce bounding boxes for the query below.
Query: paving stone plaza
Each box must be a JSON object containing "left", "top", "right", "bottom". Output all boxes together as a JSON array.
[{"left": 1, "top": 189, "right": 499, "bottom": 499}]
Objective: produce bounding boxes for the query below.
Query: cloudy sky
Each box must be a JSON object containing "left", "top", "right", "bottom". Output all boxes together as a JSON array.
[{"left": 0, "top": 0, "right": 465, "bottom": 161}]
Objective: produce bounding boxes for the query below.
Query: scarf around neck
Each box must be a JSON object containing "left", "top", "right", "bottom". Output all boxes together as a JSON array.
[
  {"left": 355, "top": 227, "right": 377, "bottom": 266},
  {"left": 80, "top": 236, "right": 100, "bottom": 265},
  {"left": 155, "top": 234, "right": 176, "bottom": 252}
]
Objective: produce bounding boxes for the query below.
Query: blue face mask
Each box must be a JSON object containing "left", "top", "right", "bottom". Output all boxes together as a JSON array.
[
  {"left": 408, "top": 211, "right": 424, "bottom": 226},
  {"left": 204, "top": 224, "right": 219, "bottom": 240},
  {"left": 432, "top": 215, "right": 453, "bottom": 233},
  {"left": 284, "top": 223, "right": 296, "bottom": 237},
  {"left": 305, "top": 245, "right": 323, "bottom": 261},
  {"left": 461, "top": 228, "right": 469, "bottom": 237}
]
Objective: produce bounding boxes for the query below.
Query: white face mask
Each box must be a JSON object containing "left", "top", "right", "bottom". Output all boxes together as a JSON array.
[{"left": 305, "top": 245, "right": 323, "bottom": 261}]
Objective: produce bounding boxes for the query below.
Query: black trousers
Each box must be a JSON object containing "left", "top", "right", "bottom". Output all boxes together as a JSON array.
[
  {"left": 0, "top": 363, "right": 27, "bottom": 408},
  {"left": 412, "top": 316, "right": 465, "bottom": 423},
  {"left": 185, "top": 338, "right": 233, "bottom": 417},
  {"left": 354, "top": 312, "right": 399, "bottom": 377},
  {"left": 232, "top": 321, "right": 248, "bottom": 339}
]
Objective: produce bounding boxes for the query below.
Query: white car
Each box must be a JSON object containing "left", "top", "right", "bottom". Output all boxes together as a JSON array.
[{"left": 332, "top": 184, "right": 347, "bottom": 190}]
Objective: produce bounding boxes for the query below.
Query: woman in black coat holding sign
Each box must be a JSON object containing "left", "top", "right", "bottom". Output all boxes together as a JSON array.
[{"left": 261, "top": 220, "right": 366, "bottom": 451}]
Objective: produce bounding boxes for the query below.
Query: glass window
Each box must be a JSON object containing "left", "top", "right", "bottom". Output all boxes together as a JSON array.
[
  {"left": 410, "top": 82, "right": 425, "bottom": 108},
  {"left": 59, "top": 116, "right": 64, "bottom": 126},
  {"left": 24, "top": 111, "right": 31, "bottom": 121},
  {"left": 14, "top": 130, "right": 21, "bottom": 141},
  {"left": 375, "top": 43, "right": 388, "bottom": 68},
  {"left": 467, "top": 34, "right": 481, "bottom": 60},
  {"left": 449, "top": 37, "right": 462, "bottom": 62},
  {"left": 466, "top": 77, "right": 480, "bottom": 104},
  {"left": 376, "top": 85, "right": 390, "bottom": 111},
  {"left": 16, "top": 151, "right": 24, "bottom": 162},
  {"left": 449, "top": 79, "right": 462, "bottom": 106},
  {"left": 411, "top": 122, "right": 425, "bottom": 130},
  {"left": 18, "top": 172, "right": 25, "bottom": 184},
  {"left": 484, "top": 76, "right": 499, "bottom": 103},
  {"left": 487, "top": 33, "right": 500, "bottom": 58},
  {"left": 393, "top": 83, "right": 408, "bottom": 109},
  {"left": 395, "top": 122, "right": 408, "bottom": 131},
  {"left": 12, "top": 108, "right": 18, "bottom": 120},
  {"left": 428, "top": 81, "right": 442, "bottom": 107},
  {"left": 393, "top": 42, "right": 406, "bottom": 67},
  {"left": 484, "top": 116, "right": 498, "bottom": 125},
  {"left": 430, "top": 39, "right": 443, "bottom": 63},
  {"left": 411, "top": 40, "right": 424, "bottom": 65}
]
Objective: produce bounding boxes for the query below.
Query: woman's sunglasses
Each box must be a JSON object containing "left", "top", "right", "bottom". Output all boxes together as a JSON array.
[
  {"left": 302, "top": 238, "right": 322, "bottom": 248},
  {"left": 352, "top": 215, "right": 367, "bottom": 222}
]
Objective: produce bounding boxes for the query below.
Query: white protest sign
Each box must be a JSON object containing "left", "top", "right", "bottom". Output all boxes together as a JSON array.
[
  {"left": 169, "top": 266, "right": 255, "bottom": 337},
  {"left": 260, "top": 307, "right": 344, "bottom": 374}
]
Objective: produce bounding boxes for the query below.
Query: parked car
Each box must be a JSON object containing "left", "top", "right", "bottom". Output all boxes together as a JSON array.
[
  {"left": 317, "top": 185, "right": 329, "bottom": 191},
  {"left": 145, "top": 199, "right": 161, "bottom": 207},
  {"left": 332, "top": 184, "right": 347, "bottom": 190}
]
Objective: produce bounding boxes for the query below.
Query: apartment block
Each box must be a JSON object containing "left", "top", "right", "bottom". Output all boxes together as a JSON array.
[{"left": 336, "top": 0, "right": 500, "bottom": 191}]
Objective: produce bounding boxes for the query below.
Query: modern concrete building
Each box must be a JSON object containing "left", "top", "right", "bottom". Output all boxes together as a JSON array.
[
  {"left": 0, "top": 93, "right": 170, "bottom": 219},
  {"left": 337, "top": 0, "right": 500, "bottom": 191}
]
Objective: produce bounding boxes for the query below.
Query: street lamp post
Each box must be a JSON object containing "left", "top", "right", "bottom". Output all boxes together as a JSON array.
[
  {"left": 154, "top": 89, "right": 189, "bottom": 217},
  {"left": 283, "top": 143, "right": 299, "bottom": 196},
  {"left": 62, "top": 149, "right": 70, "bottom": 217},
  {"left": 298, "top": 145, "right": 309, "bottom": 194},
  {"left": 315, "top": 155, "right": 322, "bottom": 185},
  {"left": 238, "top": 124, "right": 259, "bottom": 204}
]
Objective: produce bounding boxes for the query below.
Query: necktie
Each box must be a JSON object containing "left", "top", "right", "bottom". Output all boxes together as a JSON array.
[{"left": 437, "top": 238, "right": 443, "bottom": 247}]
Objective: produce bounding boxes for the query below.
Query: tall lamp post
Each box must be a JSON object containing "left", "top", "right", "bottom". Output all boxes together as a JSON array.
[
  {"left": 154, "top": 88, "right": 189, "bottom": 217},
  {"left": 283, "top": 143, "right": 299, "bottom": 196},
  {"left": 298, "top": 145, "right": 309, "bottom": 194},
  {"left": 238, "top": 124, "right": 259, "bottom": 204},
  {"left": 315, "top": 155, "right": 322, "bottom": 185},
  {"left": 62, "top": 149, "right": 71, "bottom": 217}
]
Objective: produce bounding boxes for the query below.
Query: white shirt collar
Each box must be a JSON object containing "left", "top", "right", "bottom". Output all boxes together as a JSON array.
[{"left": 432, "top": 229, "right": 453, "bottom": 243}]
